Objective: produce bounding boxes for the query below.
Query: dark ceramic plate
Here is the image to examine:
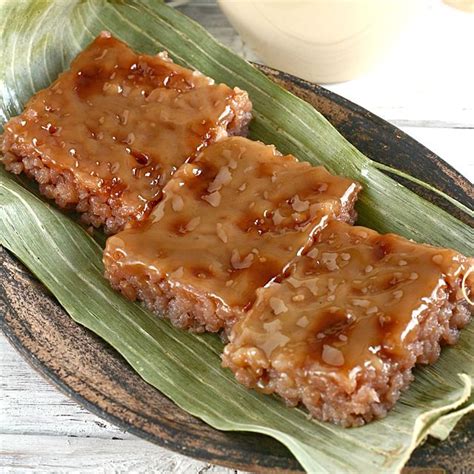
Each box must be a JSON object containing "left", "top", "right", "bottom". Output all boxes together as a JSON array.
[{"left": 1, "top": 65, "right": 473, "bottom": 473}]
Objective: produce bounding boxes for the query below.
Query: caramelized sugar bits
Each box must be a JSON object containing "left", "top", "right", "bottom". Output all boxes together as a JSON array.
[
  {"left": 1, "top": 33, "right": 252, "bottom": 233},
  {"left": 223, "top": 221, "right": 473, "bottom": 426},
  {"left": 104, "top": 137, "right": 361, "bottom": 333}
]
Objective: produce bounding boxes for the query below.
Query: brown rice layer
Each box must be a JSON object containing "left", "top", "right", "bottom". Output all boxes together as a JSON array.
[
  {"left": 104, "top": 137, "right": 361, "bottom": 333},
  {"left": 222, "top": 221, "right": 473, "bottom": 426},
  {"left": 1, "top": 33, "right": 252, "bottom": 234}
]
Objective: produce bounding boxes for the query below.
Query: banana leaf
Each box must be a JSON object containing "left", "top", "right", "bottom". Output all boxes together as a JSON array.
[{"left": 0, "top": 1, "right": 472, "bottom": 472}]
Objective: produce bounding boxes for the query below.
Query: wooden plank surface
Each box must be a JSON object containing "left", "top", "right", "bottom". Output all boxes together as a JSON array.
[
  {"left": 1, "top": 0, "right": 472, "bottom": 472},
  {"left": 0, "top": 434, "right": 236, "bottom": 473},
  {"left": 0, "top": 338, "right": 237, "bottom": 473}
]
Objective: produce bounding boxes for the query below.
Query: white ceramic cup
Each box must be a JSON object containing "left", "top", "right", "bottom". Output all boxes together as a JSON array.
[{"left": 218, "top": 0, "right": 415, "bottom": 84}]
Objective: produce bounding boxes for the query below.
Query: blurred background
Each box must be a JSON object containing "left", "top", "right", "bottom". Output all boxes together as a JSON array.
[{"left": 174, "top": 0, "right": 473, "bottom": 181}]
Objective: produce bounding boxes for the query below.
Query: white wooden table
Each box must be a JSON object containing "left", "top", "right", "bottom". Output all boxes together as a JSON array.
[{"left": 1, "top": 1, "right": 473, "bottom": 472}]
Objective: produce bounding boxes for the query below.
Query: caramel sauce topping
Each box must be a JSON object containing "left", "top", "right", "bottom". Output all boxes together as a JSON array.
[
  {"left": 105, "top": 137, "right": 360, "bottom": 312},
  {"left": 2, "top": 33, "right": 242, "bottom": 221},
  {"left": 227, "top": 220, "right": 473, "bottom": 382}
]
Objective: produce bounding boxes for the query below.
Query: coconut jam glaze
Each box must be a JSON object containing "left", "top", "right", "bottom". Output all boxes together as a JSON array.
[
  {"left": 1, "top": 32, "right": 249, "bottom": 222},
  {"left": 104, "top": 137, "right": 361, "bottom": 321},
  {"left": 224, "top": 220, "right": 474, "bottom": 387}
]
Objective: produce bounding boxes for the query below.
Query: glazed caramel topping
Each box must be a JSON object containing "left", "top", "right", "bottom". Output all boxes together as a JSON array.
[
  {"left": 1, "top": 33, "right": 244, "bottom": 220},
  {"left": 105, "top": 137, "right": 360, "bottom": 312},
  {"left": 227, "top": 220, "right": 473, "bottom": 380}
]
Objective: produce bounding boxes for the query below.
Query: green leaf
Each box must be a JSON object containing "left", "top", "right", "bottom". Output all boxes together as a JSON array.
[
  {"left": 0, "top": 1, "right": 472, "bottom": 472},
  {"left": 427, "top": 393, "right": 474, "bottom": 441}
]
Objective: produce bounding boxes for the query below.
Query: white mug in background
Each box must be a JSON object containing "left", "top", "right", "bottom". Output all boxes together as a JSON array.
[
  {"left": 443, "top": 0, "right": 474, "bottom": 11},
  {"left": 217, "top": 0, "right": 417, "bottom": 84}
]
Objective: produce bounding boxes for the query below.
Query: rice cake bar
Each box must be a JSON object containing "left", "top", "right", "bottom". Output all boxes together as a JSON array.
[
  {"left": 103, "top": 137, "right": 361, "bottom": 333},
  {"left": 1, "top": 33, "right": 252, "bottom": 233},
  {"left": 223, "top": 220, "right": 473, "bottom": 426}
]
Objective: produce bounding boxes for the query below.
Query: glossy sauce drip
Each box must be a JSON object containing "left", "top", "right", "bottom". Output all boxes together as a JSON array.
[
  {"left": 104, "top": 137, "right": 361, "bottom": 312},
  {"left": 227, "top": 220, "right": 474, "bottom": 381},
  {"left": 1, "top": 33, "right": 241, "bottom": 221}
]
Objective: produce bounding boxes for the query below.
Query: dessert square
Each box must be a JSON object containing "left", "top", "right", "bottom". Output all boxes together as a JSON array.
[
  {"left": 1, "top": 33, "right": 252, "bottom": 233},
  {"left": 223, "top": 220, "right": 473, "bottom": 426},
  {"left": 104, "top": 137, "right": 361, "bottom": 332}
]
